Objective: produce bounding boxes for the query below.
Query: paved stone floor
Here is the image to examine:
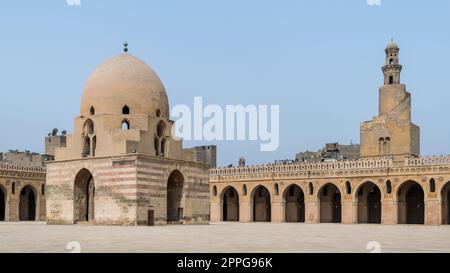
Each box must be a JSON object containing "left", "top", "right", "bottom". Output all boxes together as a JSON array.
[{"left": 1, "top": 222, "right": 450, "bottom": 253}]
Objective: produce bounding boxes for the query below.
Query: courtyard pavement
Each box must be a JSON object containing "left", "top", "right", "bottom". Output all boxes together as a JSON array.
[{"left": 0, "top": 222, "right": 450, "bottom": 253}]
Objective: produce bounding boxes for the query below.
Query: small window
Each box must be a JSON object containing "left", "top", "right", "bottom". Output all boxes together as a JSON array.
[
  {"left": 122, "top": 105, "right": 130, "bottom": 115},
  {"left": 389, "top": 76, "right": 394, "bottom": 85},
  {"left": 12, "top": 182, "right": 16, "bottom": 195},
  {"left": 308, "top": 182, "right": 313, "bottom": 195},
  {"left": 430, "top": 178, "right": 436, "bottom": 193},
  {"left": 386, "top": 180, "right": 392, "bottom": 194},
  {"left": 345, "top": 181, "right": 351, "bottom": 195},
  {"left": 90, "top": 106, "right": 95, "bottom": 115},
  {"left": 121, "top": 120, "right": 130, "bottom": 130},
  {"left": 243, "top": 185, "right": 247, "bottom": 196},
  {"left": 389, "top": 58, "right": 394, "bottom": 65},
  {"left": 274, "top": 183, "right": 279, "bottom": 196},
  {"left": 41, "top": 184, "right": 45, "bottom": 195},
  {"left": 156, "top": 109, "right": 161, "bottom": 117},
  {"left": 212, "top": 186, "right": 217, "bottom": 196}
]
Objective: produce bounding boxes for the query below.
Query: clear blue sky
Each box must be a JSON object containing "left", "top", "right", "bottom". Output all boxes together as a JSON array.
[{"left": 0, "top": 0, "right": 449, "bottom": 166}]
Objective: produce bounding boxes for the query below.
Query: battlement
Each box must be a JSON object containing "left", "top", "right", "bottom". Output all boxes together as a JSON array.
[
  {"left": 0, "top": 163, "right": 46, "bottom": 173},
  {"left": 210, "top": 155, "right": 450, "bottom": 176}
]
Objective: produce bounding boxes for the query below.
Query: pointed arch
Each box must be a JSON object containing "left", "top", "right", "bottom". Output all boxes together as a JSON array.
[
  {"left": 355, "top": 182, "right": 381, "bottom": 224},
  {"left": 318, "top": 183, "right": 341, "bottom": 223},
  {"left": 221, "top": 186, "right": 239, "bottom": 221},
  {"left": 397, "top": 181, "right": 424, "bottom": 224},
  {"left": 167, "top": 170, "right": 184, "bottom": 222},
  {"left": 251, "top": 185, "right": 271, "bottom": 222},
  {"left": 19, "top": 185, "right": 37, "bottom": 221},
  {"left": 74, "top": 168, "right": 95, "bottom": 223},
  {"left": 283, "top": 184, "right": 305, "bottom": 223},
  {"left": 122, "top": 105, "right": 130, "bottom": 115}
]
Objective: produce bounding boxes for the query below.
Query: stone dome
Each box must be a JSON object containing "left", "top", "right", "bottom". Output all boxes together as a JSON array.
[
  {"left": 386, "top": 39, "right": 399, "bottom": 50},
  {"left": 81, "top": 53, "right": 169, "bottom": 117}
]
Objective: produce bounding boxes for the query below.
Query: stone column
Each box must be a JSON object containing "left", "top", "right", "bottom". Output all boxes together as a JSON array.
[
  {"left": 381, "top": 199, "right": 396, "bottom": 224},
  {"left": 305, "top": 200, "right": 318, "bottom": 223},
  {"left": 271, "top": 201, "right": 284, "bottom": 223},
  {"left": 342, "top": 200, "right": 355, "bottom": 224},
  {"left": 425, "top": 198, "right": 441, "bottom": 225},
  {"left": 8, "top": 195, "right": 19, "bottom": 221},
  {"left": 239, "top": 201, "right": 251, "bottom": 223},
  {"left": 210, "top": 201, "right": 221, "bottom": 223}
]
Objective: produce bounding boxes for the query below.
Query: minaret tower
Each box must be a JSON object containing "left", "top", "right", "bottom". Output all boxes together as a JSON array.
[
  {"left": 360, "top": 40, "right": 420, "bottom": 163},
  {"left": 382, "top": 39, "right": 402, "bottom": 85}
]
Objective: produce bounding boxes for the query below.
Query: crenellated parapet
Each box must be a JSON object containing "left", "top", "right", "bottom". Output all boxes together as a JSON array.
[{"left": 0, "top": 163, "right": 46, "bottom": 179}]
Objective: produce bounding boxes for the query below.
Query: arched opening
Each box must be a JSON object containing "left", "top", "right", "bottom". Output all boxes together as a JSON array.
[
  {"left": 82, "top": 136, "right": 90, "bottom": 158},
  {"left": 92, "top": 136, "right": 96, "bottom": 157},
  {"left": 121, "top": 120, "right": 130, "bottom": 130},
  {"left": 397, "top": 181, "right": 424, "bottom": 224},
  {"left": 19, "top": 185, "right": 36, "bottom": 221},
  {"left": 252, "top": 185, "right": 271, "bottom": 222},
  {"left": 356, "top": 182, "right": 381, "bottom": 224},
  {"left": 385, "top": 137, "right": 391, "bottom": 155},
  {"left": 378, "top": 138, "right": 385, "bottom": 155},
  {"left": 221, "top": 187, "right": 239, "bottom": 221},
  {"left": 0, "top": 186, "right": 6, "bottom": 221},
  {"left": 122, "top": 105, "right": 130, "bottom": 115},
  {"left": 386, "top": 180, "right": 392, "bottom": 194},
  {"left": 167, "top": 170, "right": 184, "bottom": 222},
  {"left": 12, "top": 182, "right": 15, "bottom": 195},
  {"left": 74, "top": 169, "right": 95, "bottom": 223},
  {"left": 89, "top": 106, "right": 95, "bottom": 115},
  {"left": 441, "top": 182, "right": 450, "bottom": 225},
  {"left": 274, "top": 183, "right": 279, "bottom": 196},
  {"left": 429, "top": 178, "right": 436, "bottom": 193},
  {"left": 345, "top": 181, "right": 351, "bottom": 195},
  {"left": 242, "top": 184, "right": 247, "bottom": 196},
  {"left": 284, "top": 184, "right": 305, "bottom": 223},
  {"left": 319, "top": 183, "right": 341, "bottom": 223},
  {"left": 156, "top": 109, "right": 161, "bottom": 117},
  {"left": 308, "top": 182, "right": 313, "bottom": 195},
  {"left": 83, "top": 119, "right": 94, "bottom": 135},
  {"left": 155, "top": 121, "right": 167, "bottom": 156}
]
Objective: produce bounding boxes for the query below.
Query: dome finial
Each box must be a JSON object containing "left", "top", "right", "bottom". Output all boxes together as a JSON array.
[{"left": 123, "top": 41, "right": 129, "bottom": 53}]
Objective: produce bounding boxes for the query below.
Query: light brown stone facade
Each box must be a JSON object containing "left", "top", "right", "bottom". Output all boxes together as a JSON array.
[
  {"left": 210, "top": 157, "right": 450, "bottom": 225},
  {"left": 210, "top": 42, "right": 448, "bottom": 226},
  {"left": 46, "top": 50, "right": 211, "bottom": 226},
  {"left": 0, "top": 163, "right": 46, "bottom": 222}
]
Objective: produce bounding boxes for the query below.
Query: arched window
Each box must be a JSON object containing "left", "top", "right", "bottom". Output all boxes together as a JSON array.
[
  {"left": 122, "top": 105, "right": 130, "bottom": 115},
  {"left": 82, "top": 136, "right": 91, "bottom": 158},
  {"left": 157, "top": 121, "right": 166, "bottom": 137},
  {"left": 385, "top": 137, "right": 391, "bottom": 155},
  {"left": 89, "top": 106, "right": 95, "bottom": 115},
  {"left": 345, "top": 181, "right": 351, "bottom": 195},
  {"left": 92, "top": 136, "right": 97, "bottom": 157},
  {"left": 121, "top": 120, "right": 130, "bottom": 130},
  {"left": 243, "top": 184, "right": 247, "bottom": 196},
  {"left": 274, "top": 183, "right": 279, "bottom": 195},
  {"left": 213, "top": 186, "right": 217, "bottom": 196},
  {"left": 386, "top": 180, "right": 392, "bottom": 194},
  {"left": 41, "top": 184, "right": 45, "bottom": 196},
  {"left": 83, "top": 119, "right": 94, "bottom": 135},
  {"left": 308, "top": 182, "right": 313, "bottom": 195},
  {"left": 12, "top": 182, "right": 16, "bottom": 195},
  {"left": 156, "top": 109, "right": 161, "bottom": 117},
  {"left": 379, "top": 138, "right": 385, "bottom": 155},
  {"left": 429, "top": 178, "right": 436, "bottom": 193},
  {"left": 155, "top": 121, "right": 167, "bottom": 156}
]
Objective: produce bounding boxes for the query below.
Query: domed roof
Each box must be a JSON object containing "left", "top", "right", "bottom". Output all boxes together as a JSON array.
[
  {"left": 81, "top": 53, "right": 169, "bottom": 117},
  {"left": 386, "top": 39, "right": 399, "bottom": 50}
]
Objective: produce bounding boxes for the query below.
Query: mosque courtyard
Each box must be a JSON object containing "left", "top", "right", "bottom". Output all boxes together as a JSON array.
[{"left": 0, "top": 222, "right": 449, "bottom": 253}]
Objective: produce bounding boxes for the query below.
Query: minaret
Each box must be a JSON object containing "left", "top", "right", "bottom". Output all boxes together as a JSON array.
[
  {"left": 360, "top": 40, "right": 420, "bottom": 162},
  {"left": 382, "top": 39, "right": 402, "bottom": 85}
]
